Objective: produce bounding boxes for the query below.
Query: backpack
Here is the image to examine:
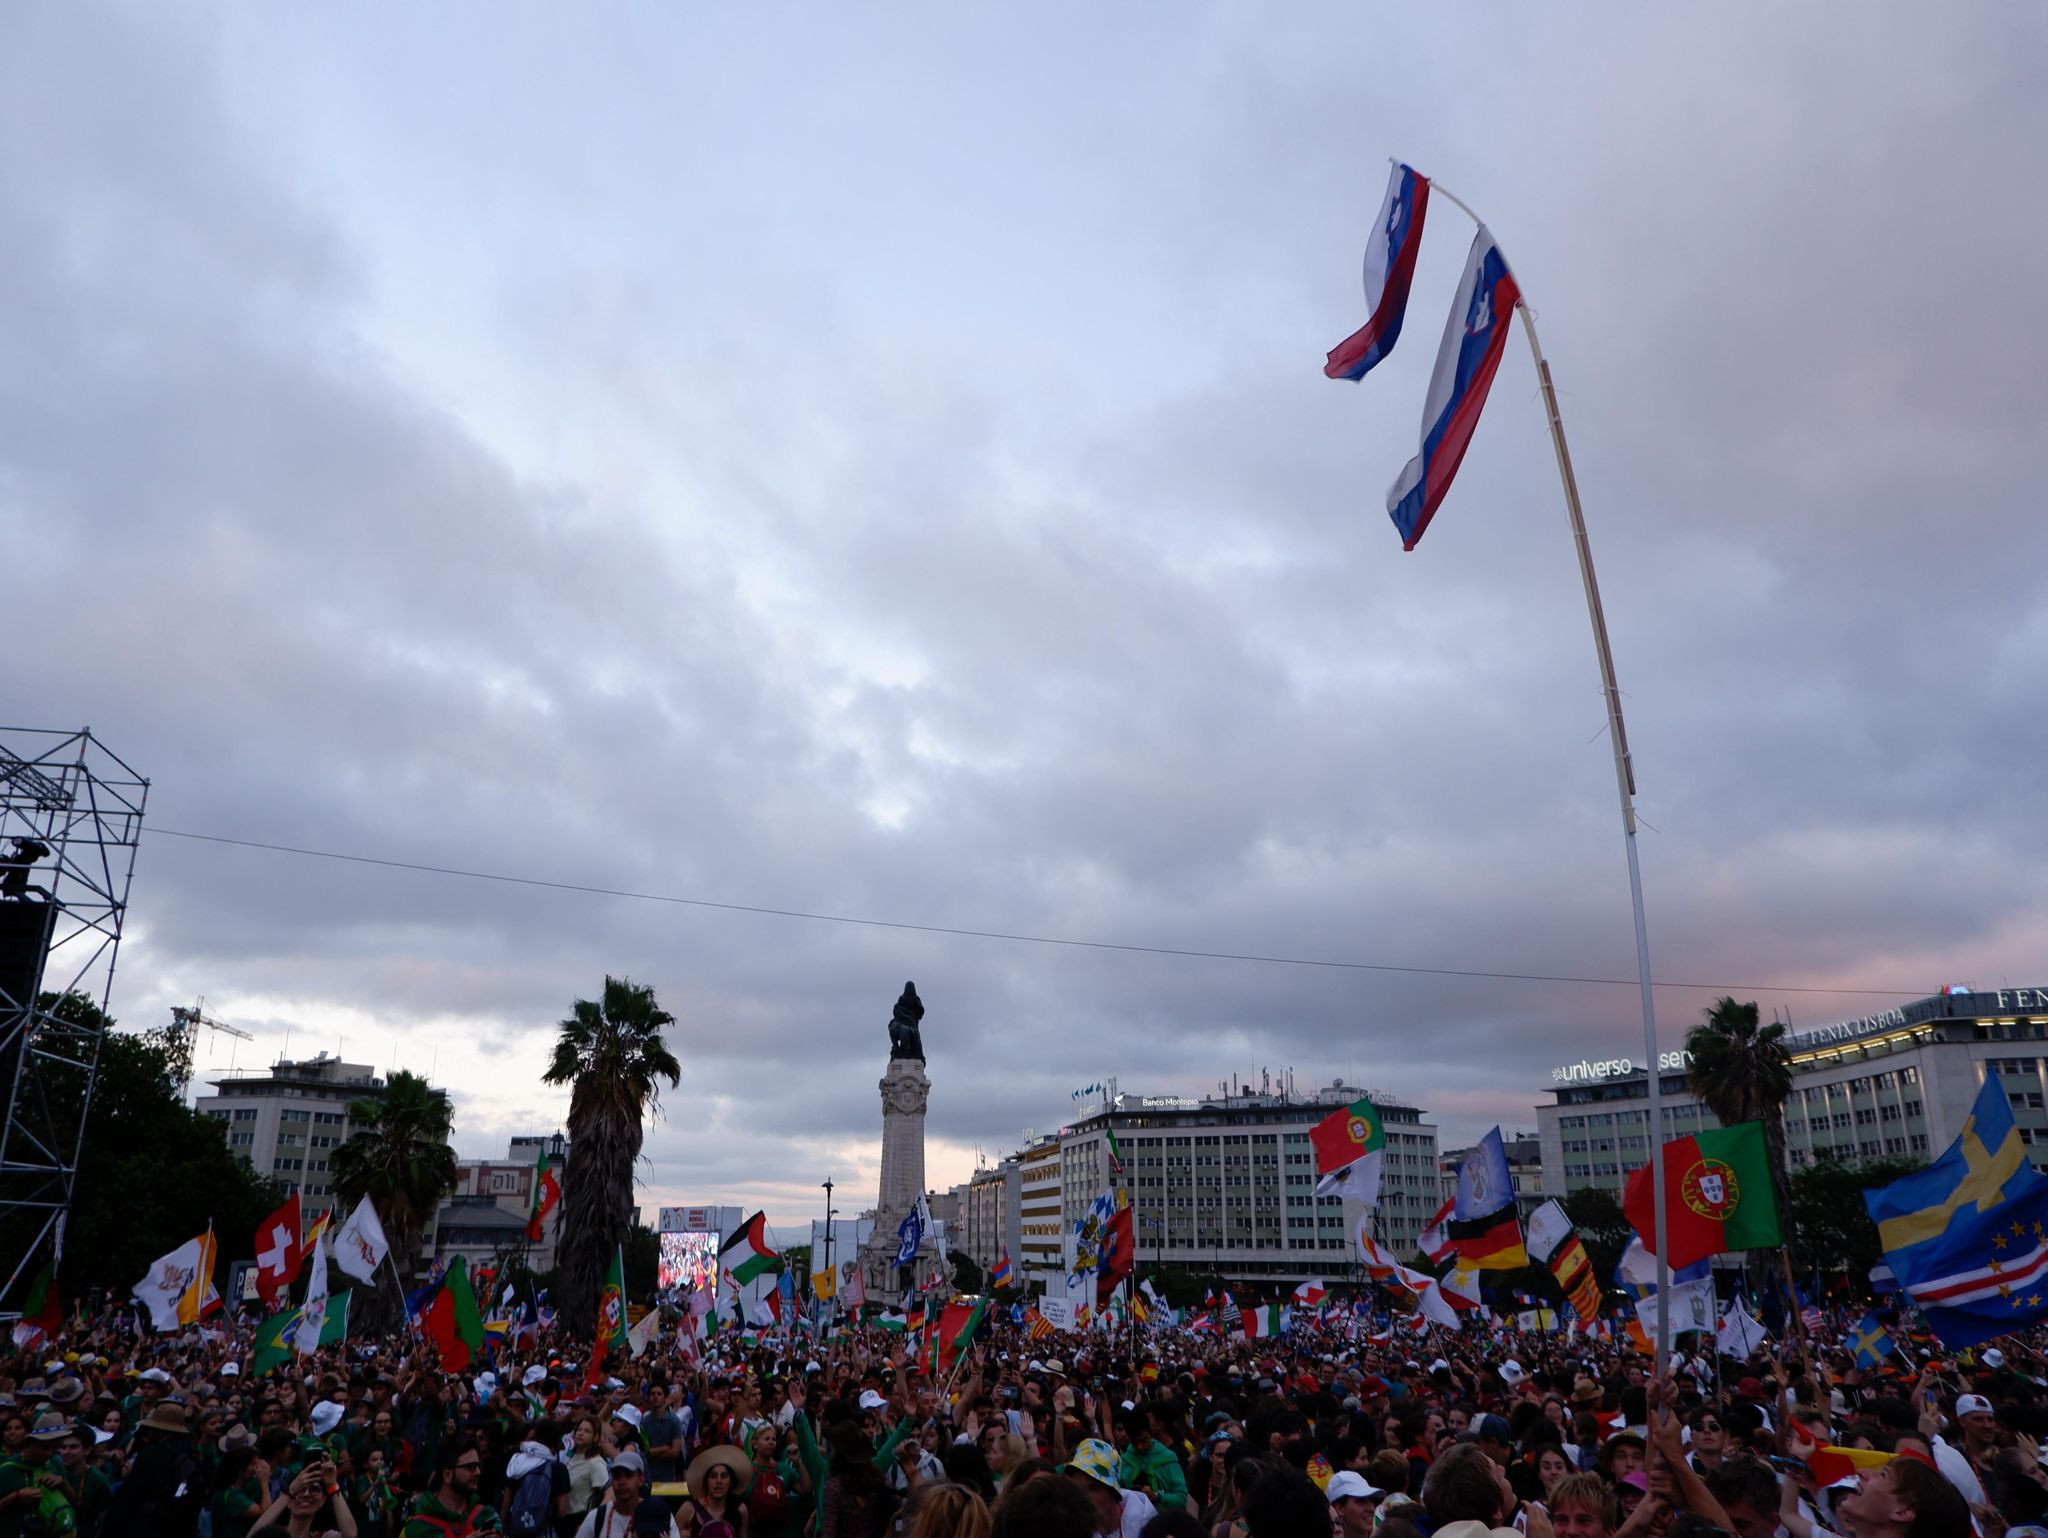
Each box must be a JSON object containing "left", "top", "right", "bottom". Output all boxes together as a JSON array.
[
  {"left": 506, "top": 1463, "right": 555, "bottom": 1537},
  {"left": 24, "top": 1486, "right": 76, "bottom": 1538}
]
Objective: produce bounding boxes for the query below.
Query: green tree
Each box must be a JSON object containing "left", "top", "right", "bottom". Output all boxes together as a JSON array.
[
  {"left": 624, "top": 1223, "right": 660, "bottom": 1298},
  {"left": 329, "top": 1069, "right": 457, "bottom": 1312},
  {"left": 1685, "top": 997, "right": 1796, "bottom": 1255},
  {"left": 543, "top": 976, "right": 681, "bottom": 1333},
  {"left": 26, "top": 992, "right": 286, "bottom": 1297},
  {"left": 1789, "top": 1154, "right": 1922, "bottom": 1285},
  {"left": 950, "top": 1251, "right": 986, "bottom": 1294},
  {"left": 1561, "top": 1185, "right": 1633, "bottom": 1292}
]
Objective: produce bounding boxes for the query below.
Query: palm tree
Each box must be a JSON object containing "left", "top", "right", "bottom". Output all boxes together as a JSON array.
[
  {"left": 543, "top": 976, "right": 681, "bottom": 1332},
  {"left": 1684, "top": 996, "right": 1796, "bottom": 1254},
  {"left": 330, "top": 1069, "right": 458, "bottom": 1322}
]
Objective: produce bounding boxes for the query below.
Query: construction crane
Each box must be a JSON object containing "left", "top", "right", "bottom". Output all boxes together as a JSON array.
[{"left": 169, "top": 999, "right": 253, "bottom": 1101}]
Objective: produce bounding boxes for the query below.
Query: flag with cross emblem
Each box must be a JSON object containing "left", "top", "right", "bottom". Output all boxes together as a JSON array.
[{"left": 1872, "top": 1077, "right": 2048, "bottom": 1349}]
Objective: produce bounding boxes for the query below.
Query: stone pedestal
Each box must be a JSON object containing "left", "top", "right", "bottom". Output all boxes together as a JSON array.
[{"left": 859, "top": 1056, "right": 937, "bottom": 1294}]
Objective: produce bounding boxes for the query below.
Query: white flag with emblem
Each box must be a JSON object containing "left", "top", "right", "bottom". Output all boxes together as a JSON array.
[
  {"left": 332, "top": 1199, "right": 390, "bottom": 1285},
  {"left": 294, "top": 1229, "right": 330, "bottom": 1355}
]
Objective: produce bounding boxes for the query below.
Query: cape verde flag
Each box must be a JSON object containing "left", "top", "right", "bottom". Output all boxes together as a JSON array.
[
  {"left": 1325, "top": 162, "right": 1430, "bottom": 381},
  {"left": 1386, "top": 226, "right": 1521, "bottom": 550}
]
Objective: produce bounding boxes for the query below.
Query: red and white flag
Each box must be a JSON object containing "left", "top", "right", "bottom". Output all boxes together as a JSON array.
[
  {"left": 253, "top": 1194, "right": 303, "bottom": 1309},
  {"left": 1418, "top": 1197, "right": 1457, "bottom": 1266}
]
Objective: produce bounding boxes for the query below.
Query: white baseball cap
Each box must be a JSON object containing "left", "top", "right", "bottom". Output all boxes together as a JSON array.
[
  {"left": 858, "top": 1390, "right": 887, "bottom": 1411},
  {"left": 1957, "top": 1394, "right": 1994, "bottom": 1417},
  {"left": 1500, "top": 1360, "right": 1527, "bottom": 1385},
  {"left": 1327, "top": 1471, "right": 1384, "bottom": 1503},
  {"left": 611, "top": 1404, "right": 642, "bottom": 1428}
]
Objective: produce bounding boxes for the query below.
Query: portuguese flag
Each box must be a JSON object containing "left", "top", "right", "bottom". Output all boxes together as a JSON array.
[
  {"left": 10, "top": 1265, "right": 59, "bottom": 1352},
  {"left": 719, "top": 1211, "right": 783, "bottom": 1284},
  {"left": 583, "top": 1246, "right": 629, "bottom": 1392},
  {"left": 422, "top": 1256, "right": 485, "bottom": 1371},
  {"left": 526, "top": 1147, "right": 560, "bottom": 1243},
  {"left": 1622, "top": 1121, "right": 1781, "bottom": 1269}
]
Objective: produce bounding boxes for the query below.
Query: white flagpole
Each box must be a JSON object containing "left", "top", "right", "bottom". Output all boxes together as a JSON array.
[{"left": 1427, "top": 176, "right": 1672, "bottom": 1362}]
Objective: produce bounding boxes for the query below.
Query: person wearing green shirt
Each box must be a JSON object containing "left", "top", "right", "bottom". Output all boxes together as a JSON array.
[
  {"left": 56, "top": 1426, "right": 115, "bottom": 1538},
  {"left": 401, "top": 1436, "right": 503, "bottom": 1538},
  {"left": 207, "top": 1439, "right": 271, "bottom": 1538},
  {"left": 0, "top": 1419, "right": 71, "bottom": 1538},
  {"left": 782, "top": 1380, "right": 911, "bottom": 1538}
]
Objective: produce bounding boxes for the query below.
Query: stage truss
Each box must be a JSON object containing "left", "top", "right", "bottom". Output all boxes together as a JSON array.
[{"left": 0, "top": 729, "right": 147, "bottom": 1311}]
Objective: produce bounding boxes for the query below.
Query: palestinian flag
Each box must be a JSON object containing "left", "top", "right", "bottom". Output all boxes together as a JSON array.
[
  {"left": 584, "top": 1247, "right": 629, "bottom": 1391},
  {"left": 1105, "top": 1126, "right": 1124, "bottom": 1178},
  {"left": 719, "top": 1212, "right": 783, "bottom": 1284},
  {"left": 423, "top": 1255, "right": 485, "bottom": 1371},
  {"left": 1242, "top": 1302, "right": 1288, "bottom": 1339},
  {"left": 526, "top": 1147, "right": 560, "bottom": 1243},
  {"left": 1622, "top": 1121, "right": 1781, "bottom": 1268},
  {"left": 252, "top": 1291, "right": 350, "bottom": 1376},
  {"left": 10, "top": 1265, "right": 59, "bottom": 1352},
  {"left": 876, "top": 1308, "right": 909, "bottom": 1332}
]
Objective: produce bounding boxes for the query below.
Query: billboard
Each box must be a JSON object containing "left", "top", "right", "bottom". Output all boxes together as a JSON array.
[
  {"left": 658, "top": 1230, "right": 720, "bottom": 1293},
  {"left": 659, "top": 1206, "right": 721, "bottom": 1234}
]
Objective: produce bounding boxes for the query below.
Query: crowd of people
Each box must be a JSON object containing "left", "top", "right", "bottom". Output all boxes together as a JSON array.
[{"left": 0, "top": 1303, "right": 2038, "bottom": 1538}]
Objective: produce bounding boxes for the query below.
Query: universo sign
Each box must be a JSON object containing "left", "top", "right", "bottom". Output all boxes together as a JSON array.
[{"left": 1551, "top": 1050, "right": 1692, "bottom": 1084}]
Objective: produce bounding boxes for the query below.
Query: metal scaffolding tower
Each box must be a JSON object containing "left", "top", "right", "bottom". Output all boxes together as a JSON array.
[{"left": 0, "top": 729, "right": 147, "bottom": 1309}]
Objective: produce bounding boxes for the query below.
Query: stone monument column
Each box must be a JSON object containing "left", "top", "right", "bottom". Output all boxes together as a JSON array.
[{"left": 859, "top": 982, "right": 938, "bottom": 1295}]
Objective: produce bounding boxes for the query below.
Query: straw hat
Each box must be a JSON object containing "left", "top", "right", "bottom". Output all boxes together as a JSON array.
[{"left": 685, "top": 1444, "right": 753, "bottom": 1495}]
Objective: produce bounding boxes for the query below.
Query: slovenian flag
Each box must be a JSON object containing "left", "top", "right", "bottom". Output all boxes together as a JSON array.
[
  {"left": 1325, "top": 162, "right": 1430, "bottom": 381},
  {"left": 1386, "top": 226, "right": 1521, "bottom": 551}
]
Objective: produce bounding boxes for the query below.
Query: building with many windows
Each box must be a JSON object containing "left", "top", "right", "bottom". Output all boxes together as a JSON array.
[
  {"left": 1536, "top": 987, "right": 2048, "bottom": 1198},
  {"left": 424, "top": 1133, "right": 568, "bottom": 1277},
  {"left": 1054, "top": 1080, "right": 1439, "bottom": 1286},
  {"left": 962, "top": 1158, "right": 1022, "bottom": 1274},
  {"left": 195, "top": 1054, "right": 396, "bottom": 1221},
  {"left": 1016, "top": 1135, "right": 1065, "bottom": 1283}
]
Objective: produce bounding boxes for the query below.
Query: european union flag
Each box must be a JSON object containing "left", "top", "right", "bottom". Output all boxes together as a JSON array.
[
  {"left": 1868, "top": 1077, "right": 2048, "bottom": 1349},
  {"left": 1848, "top": 1311, "right": 1895, "bottom": 1368}
]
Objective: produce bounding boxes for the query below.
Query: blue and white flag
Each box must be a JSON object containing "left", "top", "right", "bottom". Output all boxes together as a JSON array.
[
  {"left": 1386, "top": 226, "right": 1521, "bottom": 551},
  {"left": 895, "top": 1194, "right": 929, "bottom": 1266},
  {"left": 1326, "top": 161, "right": 1431, "bottom": 382},
  {"left": 1871, "top": 1077, "right": 2048, "bottom": 1348},
  {"left": 1454, "top": 1127, "right": 1516, "bottom": 1222}
]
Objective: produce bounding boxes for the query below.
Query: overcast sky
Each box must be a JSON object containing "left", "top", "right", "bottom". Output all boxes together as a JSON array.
[{"left": 8, "top": 5, "right": 2046, "bottom": 1236}]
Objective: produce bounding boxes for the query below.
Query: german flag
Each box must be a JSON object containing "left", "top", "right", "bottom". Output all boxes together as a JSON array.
[{"left": 1449, "top": 1206, "right": 1527, "bottom": 1270}]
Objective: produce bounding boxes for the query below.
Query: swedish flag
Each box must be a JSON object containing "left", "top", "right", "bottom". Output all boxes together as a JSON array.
[
  {"left": 1848, "top": 1311, "right": 1895, "bottom": 1368},
  {"left": 1867, "top": 1076, "right": 2048, "bottom": 1348}
]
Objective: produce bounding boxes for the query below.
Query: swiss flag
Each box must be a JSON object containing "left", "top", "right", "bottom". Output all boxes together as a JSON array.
[{"left": 253, "top": 1193, "right": 304, "bottom": 1309}]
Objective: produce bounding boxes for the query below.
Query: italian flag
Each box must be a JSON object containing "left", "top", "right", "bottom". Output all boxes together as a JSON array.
[
  {"left": 1621, "top": 1121, "right": 1782, "bottom": 1269},
  {"left": 719, "top": 1211, "right": 783, "bottom": 1285},
  {"left": 1242, "top": 1303, "right": 1288, "bottom": 1339},
  {"left": 526, "top": 1148, "right": 560, "bottom": 1243}
]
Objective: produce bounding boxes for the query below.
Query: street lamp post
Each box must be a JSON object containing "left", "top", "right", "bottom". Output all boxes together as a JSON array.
[{"left": 822, "top": 1179, "right": 835, "bottom": 1313}]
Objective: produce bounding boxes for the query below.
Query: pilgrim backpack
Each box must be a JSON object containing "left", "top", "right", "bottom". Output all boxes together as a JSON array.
[{"left": 505, "top": 1463, "right": 555, "bottom": 1537}]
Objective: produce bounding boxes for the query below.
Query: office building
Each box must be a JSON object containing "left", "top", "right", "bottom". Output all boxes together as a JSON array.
[
  {"left": 195, "top": 1054, "right": 397, "bottom": 1221},
  {"left": 1056, "top": 1080, "right": 1440, "bottom": 1286},
  {"left": 425, "top": 1132, "right": 568, "bottom": 1277},
  {"left": 1536, "top": 986, "right": 2048, "bottom": 1198}
]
